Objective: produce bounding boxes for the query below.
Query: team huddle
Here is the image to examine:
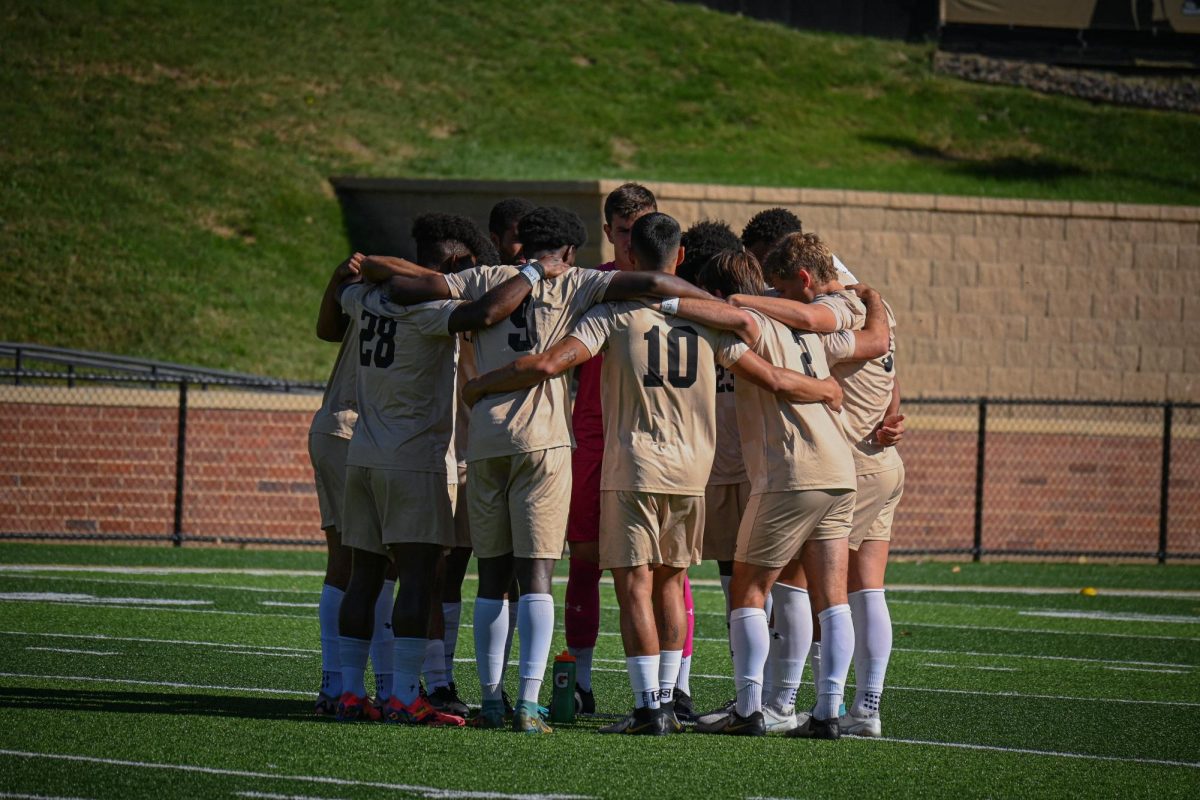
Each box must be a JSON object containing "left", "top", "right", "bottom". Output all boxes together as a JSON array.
[{"left": 307, "top": 183, "right": 905, "bottom": 737}]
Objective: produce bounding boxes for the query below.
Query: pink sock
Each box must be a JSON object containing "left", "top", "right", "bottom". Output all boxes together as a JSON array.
[
  {"left": 682, "top": 573, "right": 695, "bottom": 658},
  {"left": 564, "top": 556, "right": 602, "bottom": 649}
]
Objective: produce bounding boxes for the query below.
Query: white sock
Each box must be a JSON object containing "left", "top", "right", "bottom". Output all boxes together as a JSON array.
[
  {"left": 815, "top": 604, "right": 854, "bottom": 721},
  {"left": 423, "top": 638, "right": 448, "bottom": 690},
  {"left": 810, "top": 640, "right": 823, "bottom": 704},
  {"left": 338, "top": 635, "right": 371, "bottom": 699},
  {"left": 392, "top": 637, "right": 426, "bottom": 706},
  {"left": 568, "top": 646, "right": 594, "bottom": 692},
  {"left": 764, "top": 590, "right": 774, "bottom": 626},
  {"left": 730, "top": 607, "right": 769, "bottom": 717},
  {"left": 474, "top": 598, "right": 508, "bottom": 702},
  {"left": 318, "top": 584, "right": 344, "bottom": 697},
  {"left": 849, "top": 588, "right": 892, "bottom": 718},
  {"left": 442, "top": 601, "right": 462, "bottom": 682},
  {"left": 764, "top": 583, "right": 812, "bottom": 712},
  {"left": 517, "top": 593, "right": 554, "bottom": 705},
  {"left": 370, "top": 579, "right": 395, "bottom": 700},
  {"left": 676, "top": 654, "right": 692, "bottom": 696},
  {"left": 627, "top": 654, "right": 661, "bottom": 709},
  {"left": 658, "top": 649, "right": 683, "bottom": 705},
  {"left": 502, "top": 599, "right": 519, "bottom": 682}
]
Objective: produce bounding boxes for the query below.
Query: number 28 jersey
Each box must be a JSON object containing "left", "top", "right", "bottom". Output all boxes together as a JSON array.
[
  {"left": 338, "top": 283, "right": 459, "bottom": 473},
  {"left": 445, "top": 266, "right": 616, "bottom": 462},
  {"left": 569, "top": 301, "right": 743, "bottom": 496}
]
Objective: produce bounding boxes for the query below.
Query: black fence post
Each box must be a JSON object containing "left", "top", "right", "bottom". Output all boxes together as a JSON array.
[
  {"left": 972, "top": 398, "right": 988, "bottom": 562},
  {"left": 172, "top": 380, "right": 189, "bottom": 547},
  {"left": 13, "top": 347, "right": 21, "bottom": 386},
  {"left": 1158, "top": 402, "right": 1173, "bottom": 564}
]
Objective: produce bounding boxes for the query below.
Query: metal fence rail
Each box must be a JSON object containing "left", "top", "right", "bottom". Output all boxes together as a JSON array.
[{"left": 0, "top": 366, "right": 1197, "bottom": 560}]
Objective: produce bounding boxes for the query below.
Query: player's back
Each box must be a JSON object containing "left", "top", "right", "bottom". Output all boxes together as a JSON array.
[{"left": 734, "top": 308, "right": 856, "bottom": 495}]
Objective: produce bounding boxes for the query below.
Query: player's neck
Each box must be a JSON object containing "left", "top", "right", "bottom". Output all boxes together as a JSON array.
[{"left": 814, "top": 279, "right": 843, "bottom": 296}]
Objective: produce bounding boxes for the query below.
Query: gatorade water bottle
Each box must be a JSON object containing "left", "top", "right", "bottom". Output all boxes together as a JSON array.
[{"left": 550, "top": 650, "right": 577, "bottom": 724}]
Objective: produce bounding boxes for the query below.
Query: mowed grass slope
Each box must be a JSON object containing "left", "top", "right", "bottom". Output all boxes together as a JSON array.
[
  {"left": 0, "top": 545, "right": 1198, "bottom": 799},
  {"left": 2, "top": 0, "right": 1198, "bottom": 378}
]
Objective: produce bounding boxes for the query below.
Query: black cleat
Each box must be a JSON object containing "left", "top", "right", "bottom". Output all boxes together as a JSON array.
[
  {"left": 673, "top": 690, "right": 696, "bottom": 723},
  {"left": 660, "top": 701, "right": 685, "bottom": 733},
  {"left": 427, "top": 683, "right": 470, "bottom": 717},
  {"left": 598, "top": 706, "right": 670, "bottom": 736},
  {"left": 786, "top": 714, "right": 841, "bottom": 740},
  {"left": 502, "top": 689, "right": 515, "bottom": 720},
  {"left": 696, "top": 708, "right": 766, "bottom": 736},
  {"left": 574, "top": 684, "right": 596, "bottom": 715}
]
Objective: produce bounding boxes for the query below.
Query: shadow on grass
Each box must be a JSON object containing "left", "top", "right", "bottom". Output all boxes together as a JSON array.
[
  {"left": 0, "top": 686, "right": 319, "bottom": 722},
  {"left": 861, "top": 134, "right": 1087, "bottom": 182}
]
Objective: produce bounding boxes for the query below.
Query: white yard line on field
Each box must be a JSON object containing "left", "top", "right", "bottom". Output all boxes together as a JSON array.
[
  {"left": 0, "top": 749, "right": 595, "bottom": 800},
  {"left": 0, "top": 793, "right": 95, "bottom": 800},
  {"left": 25, "top": 647, "right": 120, "bottom": 656},
  {"left": 259, "top": 602, "right": 318, "bottom": 609},
  {"left": 1020, "top": 610, "right": 1200, "bottom": 625},
  {"left": 0, "top": 672, "right": 310, "bottom": 697},
  {"left": 877, "top": 737, "right": 1200, "bottom": 770},
  {"left": 219, "top": 650, "right": 311, "bottom": 659},
  {"left": 1104, "top": 665, "right": 1187, "bottom": 674},
  {"left": 921, "top": 663, "right": 1019, "bottom": 672},
  {"left": 0, "top": 573, "right": 316, "bottom": 595},
  {"left": 0, "top": 630, "right": 319, "bottom": 654}
]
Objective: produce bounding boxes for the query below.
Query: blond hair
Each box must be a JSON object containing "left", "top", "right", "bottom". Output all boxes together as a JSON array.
[{"left": 762, "top": 232, "right": 836, "bottom": 284}]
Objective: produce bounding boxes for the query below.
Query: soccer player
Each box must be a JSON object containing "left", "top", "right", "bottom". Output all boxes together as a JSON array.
[
  {"left": 369, "top": 206, "right": 714, "bottom": 732},
  {"left": 464, "top": 214, "right": 842, "bottom": 735},
  {"left": 329, "top": 237, "right": 572, "bottom": 725},
  {"left": 741, "top": 206, "right": 859, "bottom": 284},
  {"left": 677, "top": 249, "right": 858, "bottom": 739},
  {"left": 488, "top": 197, "right": 536, "bottom": 265},
  {"left": 564, "top": 182, "right": 657, "bottom": 714}
]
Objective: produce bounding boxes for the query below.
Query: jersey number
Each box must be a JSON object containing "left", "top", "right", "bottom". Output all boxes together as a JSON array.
[
  {"left": 715, "top": 363, "right": 735, "bottom": 394},
  {"left": 359, "top": 310, "right": 396, "bottom": 368},
  {"left": 508, "top": 296, "right": 535, "bottom": 352},
  {"left": 643, "top": 325, "right": 699, "bottom": 389},
  {"left": 788, "top": 328, "right": 818, "bottom": 378}
]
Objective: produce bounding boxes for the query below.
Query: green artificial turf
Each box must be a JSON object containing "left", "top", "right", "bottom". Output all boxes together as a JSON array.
[{"left": 0, "top": 544, "right": 1197, "bottom": 798}]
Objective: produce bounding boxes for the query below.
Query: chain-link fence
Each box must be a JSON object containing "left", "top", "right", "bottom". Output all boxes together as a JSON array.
[{"left": 1, "top": 354, "right": 1197, "bottom": 559}]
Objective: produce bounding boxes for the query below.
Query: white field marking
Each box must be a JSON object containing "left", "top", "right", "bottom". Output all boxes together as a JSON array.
[
  {"left": 1105, "top": 665, "right": 1187, "bottom": 675},
  {"left": 0, "top": 630, "right": 319, "bottom": 654},
  {"left": 0, "top": 598, "right": 312, "bottom": 621},
  {"left": 0, "top": 793, "right": 95, "bottom": 800},
  {"left": 0, "top": 672, "right": 311, "bottom": 697},
  {"left": 0, "top": 566, "right": 323, "bottom": 578},
  {"left": 0, "top": 573, "right": 317, "bottom": 595},
  {"left": 260, "top": 601, "right": 318, "bottom": 609},
  {"left": 886, "top": 583, "right": 1200, "bottom": 600},
  {"left": 922, "top": 662, "right": 1019, "bottom": 672},
  {"left": 891, "top": 619, "right": 1198, "bottom": 643},
  {"left": 0, "top": 592, "right": 211, "bottom": 607},
  {"left": 1020, "top": 609, "right": 1200, "bottom": 625},
  {"left": 878, "top": 736, "right": 1200, "bottom": 770},
  {"left": 219, "top": 650, "right": 311, "bottom": 659},
  {"left": 892, "top": 645, "right": 1194, "bottom": 670},
  {"left": 0, "top": 749, "right": 595, "bottom": 800},
  {"left": 25, "top": 647, "right": 120, "bottom": 656},
  {"left": 236, "top": 793, "right": 347, "bottom": 800}
]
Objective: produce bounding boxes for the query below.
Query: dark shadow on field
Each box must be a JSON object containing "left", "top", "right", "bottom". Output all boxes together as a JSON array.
[
  {"left": 861, "top": 134, "right": 1088, "bottom": 182},
  {"left": 0, "top": 686, "right": 322, "bottom": 722}
]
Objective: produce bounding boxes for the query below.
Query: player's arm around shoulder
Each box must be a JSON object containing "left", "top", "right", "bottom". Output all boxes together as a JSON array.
[
  {"left": 445, "top": 256, "right": 568, "bottom": 334},
  {"left": 727, "top": 292, "right": 839, "bottom": 334},
  {"left": 660, "top": 297, "right": 761, "bottom": 347},
  {"left": 726, "top": 349, "right": 843, "bottom": 411},
  {"left": 461, "top": 334, "right": 595, "bottom": 409},
  {"left": 316, "top": 252, "right": 364, "bottom": 341},
  {"left": 843, "top": 283, "right": 891, "bottom": 360},
  {"left": 603, "top": 270, "right": 714, "bottom": 303}
]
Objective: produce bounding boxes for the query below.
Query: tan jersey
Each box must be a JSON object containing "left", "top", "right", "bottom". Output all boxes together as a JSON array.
[
  {"left": 446, "top": 265, "right": 617, "bottom": 461},
  {"left": 452, "top": 335, "right": 477, "bottom": 473},
  {"left": 822, "top": 297, "right": 902, "bottom": 476},
  {"left": 339, "top": 283, "right": 458, "bottom": 473},
  {"left": 708, "top": 363, "right": 748, "bottom": 486},
  {"left": 308, "top": 323, "right": 358, "bottom": 439},
  {"left": 569, "top": 301, "right": 741, "bottom": 496},
  {"left": 731, "top": 309, "right": 856, "bottom": 494},
  {"left": 812, "top": 289, "right": 867, "bottom": 331}
]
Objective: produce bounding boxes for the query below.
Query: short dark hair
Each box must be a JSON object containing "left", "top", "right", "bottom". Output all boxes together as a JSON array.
[
  {"left": 411, "top": 212, "right": 500, "bottom": 267},
  {"left": 488, "top": 197, "right": 536, "bottom": 237},
  {"left": 698, "top": 250, "right": 767, "bottom": 298},
  {"left": 630, "top": 212, "right": 681, "bottom": 271},
  {"left": 741, "top": 207, "right": 802, "bottom": 251},
  {"left": 678, "top": 219, "right": 742, "bottom": 285},
  {"left": 603, "top": 182, "right": 657, "bottom": 225},
  {"left": 762, "top": 232, "right": 836, "bottom": 284},
  {"left": 517, "top": 206, "right": 588, "bottom": 256}
]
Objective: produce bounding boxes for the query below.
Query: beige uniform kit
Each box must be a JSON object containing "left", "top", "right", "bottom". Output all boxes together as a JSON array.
[
  {"left": 307, "top": 324, "right": 358, "bottom": 532},
  {"left": 451, "top": 338, "right": 476, "bottom": 548},
  {"left": 704, "top": 361, "right": 751, "bottom": 562},
  {"left": 337, "top": 283, "right": 460, "bottom": 556},
  {"left": 818, "top": 291, "right": 905, "bottom": 549},
  {"left": 729, "top": 309, "right": 857, "bottom": 568},
  {"left": 568, "top": 301, "right": 742, "bottom": 570},
  {"left": 446, "top": 265, "right": 617, "bottom": 560}
]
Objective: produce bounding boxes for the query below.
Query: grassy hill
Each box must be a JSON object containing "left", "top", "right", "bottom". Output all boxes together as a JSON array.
[{"left": 2, "top": 0, "right": 1197, "bottom": 379}]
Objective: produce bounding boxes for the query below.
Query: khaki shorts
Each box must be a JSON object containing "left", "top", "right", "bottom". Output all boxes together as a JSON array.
[
  {"left": 599, "top": 490, "right": 704, "bottom": 570},
  {"left": 735, "top": 489, "right": 855, "bottom": 568},
  {"left": 453, "top": 468, "right": 472, "bottom": 549},
  {"left": 308, "top": 433, "right": 349, "bottom": 532},
  {"left": 703, "top": 481, "right": 750, "bottom": 562},
  {"left": 850, "top": 465, "right": 905, "bottom": 550},
  {"left": 342, "top": 466, "right": 455, "bottom": 556},
  {"left": 467, "top": 446, "right": 571, "bottom": 560}
]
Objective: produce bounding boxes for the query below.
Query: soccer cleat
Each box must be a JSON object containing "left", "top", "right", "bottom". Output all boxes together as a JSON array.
[
  {"left": 695, "top": 698, "right": 736, "bottom": 728},
  {"left": 428, "top": 684, "right": 470, "bottom": 718},
  {"left": 660, "top": 701, "right": 685, "bottom": 734},
  {"left": 598, "top": 706, "right": 670, "bottom": 736},
  {"left": 314, "top": 691, "right": 339, "bottom": 717},
  {"left": 762, "top": 704, "right": 799, "bottom": 734},
  {"left": 672, "top": 689, "right": 696, "bottom": 723},
  {"left": 335, "top": 692, "right": 382, "bottom": 723},
  {"left": 839, "top": 711, "right": 882, "bottom": 738},
  {"left": 787, "top": 714, "right": 840, "bottom": 740},
  {"left": 512, "top": 701, "right": 553, "bottom": 734},
  {"left": 501, "top": 689, "right": 515, "bottom": 719},
  {"left": 574, "top": 684, "right": 596, "bottom": 715},
  {"left": 469, "top": 699, "right": 508, "bottom": 729},
  {"left": 695, "top": 708, "right": 766, "bottom": 736},
  {"left": 382, "top": 695, "right": 466, "bottom": 727}
]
